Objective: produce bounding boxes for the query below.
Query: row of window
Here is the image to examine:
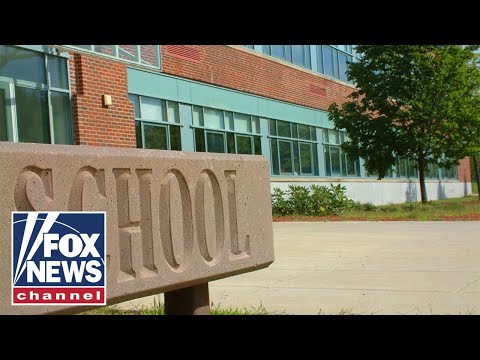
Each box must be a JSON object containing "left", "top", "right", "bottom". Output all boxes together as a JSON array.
[
  {"left": 0, "top": 45, "right": 73, "bottom": 145},
  {"left": 244, "top": 45, "right": 358, "bottom": 83},
  {"left": 67, "top": 45, "right": 160, "bottom": 68}
]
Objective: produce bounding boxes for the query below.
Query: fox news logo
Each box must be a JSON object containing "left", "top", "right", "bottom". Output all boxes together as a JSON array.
[{"left": 12, "top": 212, "right": 106, "bottom": 306}]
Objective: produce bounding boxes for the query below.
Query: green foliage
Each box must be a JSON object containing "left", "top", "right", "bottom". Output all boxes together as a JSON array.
[
  {"left": 329, "top": 45, "right": 480, "bottom": 201},
  {"left": 272, "top": 184, "right": 356, "bottom": 216}
]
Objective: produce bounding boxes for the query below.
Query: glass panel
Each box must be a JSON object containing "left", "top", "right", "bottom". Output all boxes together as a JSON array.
[
  {"left": 271, "top": 45, "right": 285, "bottom": 60},
  {"left": 305, "top": 45, "right": 311, "bottom": 68},
  {"left": 277, "top": 120, "right": 291, "bottom": 138},
  {"left": 279, "top": 140, "right": 293, "bottom": 174},
  {"left": 329, "top": 129, "right": 340, "bottom": 144},
  {"left": 51, "top": 91, "right": 72, "bottom": 144},
  {"left": 0, "top": 88, "right": 7, "bottom": 141},
  {"left": 323, "top": 46, "right": 334, "bottom": 77},
  {"left": 129, "top": 94, "right": 140, "bottom": 118},
  {"left": 339, "top": 45, "right": 348, "bottom": 52},
  {"left": 333, "top": 49, "right": 339, "bottom": 78},
  {"left": 347, "top": 155, "right": 359, "bottom": 176},
  {"left": 285, "top": 45, "right": 292, "bottom": 62},
  {"left": 323, "top": 129, "right": 329, "bottom": 143},
  {"left": 48, "top": 55, "right": 68, "bottom": 89},
  {"left": 0, "top": 45, "right": 46, "bottom": 84},
  {"left": 313, "top": 145, "right": 319, "bottom": 175},
  {"left": 169, "top": 125, "right": 181, "bottom": 150},
  {"left": 407, "top": 159, "right": 417, "bottom": 178},
  {"left": 293, "top": 141, "right": 300, "bottom": 175},
  {"left": 338, "top": 52, "right": 348, "bottom": 82},
  {"left": 140, "top": 96, "right": 165, "bottom": 122},
  {"left": 254, "top": 136, "right": 262, "bottom": 155},
  {"left": 144, "top": 124, "right": 167, "bottom": 150},
  {"left": 118, "top": 45, "right": 138, "bottom": 62},
  {"left": 227, "top": 132, "right": 235, "bottom": 153},
  {"left": 236, "top": 135, "right": 252, "bottom": 154},
  {"left": 252, "top": 116, "right": 260, "bottom": 134},
  {"left": 16, "top": 86, "right": 50, "bottom": 144},
  {"left": 317, "top": 46, "right": 324, "bottom": 73},
  {"left": 166, "top": 101, "right": 179, "bottom": 123},
  {"left": 206, "top": 131, "right": 225, "bottom": 153},
  {"left": 192, "top": 106, "right": 203, "bottom": 126},
  {"left": 245, "top": 45, "right": 254, "bottom": 50},
  {"left": 204, "top": 108, "right": 224, "bottom": 129},
  {"left": 271, "top": 138, "right": 279, "bottom": 175},
  {"left": 224, "top": 111, "right": 234, "bottom": 131},
  {"left": 292, "top": 45, "right": 304, "bottom": 66},
  {"left": 330, "top": 146, "right": 341, "bottom": 176},
  {"left": 262, "top": 45, "right": 271, "bottom": 55},
  {"left": 234, "top": 113, "right": 250, "bottom": 132},
  {"left": 292, "top": 123, "right": 298, "bottom": 139},
  {"left": 324, "top": 146, "right": 331, "bottom": 176},
  {"left": 140, "top": 45, "right": 160, "bottom": 67},
  {"left": 135, "top": 121, "right": 142, "bottom": 148},
  {"left": 397, "top": 159, "right": 407, "bottom": 177},
  {"left": 74, "top": 45, "right": 93, "bottom": 50},
  {"left": 269, "top": 119, "right": 277, "bottom": 136},
  {"left": 195, "top": 128, "right": 205, "bottom": 152},
  {"left": 298, "top": 124, "right": 310, "bottom": 140},
  {"left": 94, "top": 45, "right": 115, "bottom": 56},
  {"left": 311, "top": 126, "right": 317, "bottom": 141},
  {"left": 300, "top": 143, "right": 312, "bottom": 174}
]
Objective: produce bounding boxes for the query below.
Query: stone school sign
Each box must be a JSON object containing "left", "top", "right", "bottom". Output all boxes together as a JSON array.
[{"left": 0, "top": 142, "right": 274, "bottom": 314}]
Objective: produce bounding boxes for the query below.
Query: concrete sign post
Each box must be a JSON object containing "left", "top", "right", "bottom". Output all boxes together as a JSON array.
[{"left": 0, "top": 142, "right": 274, "bottom": 315}]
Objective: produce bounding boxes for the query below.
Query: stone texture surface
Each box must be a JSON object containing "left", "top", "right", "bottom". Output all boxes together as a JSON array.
[{"left": 0, "top": 142, "right": 274, "bottom": 314}]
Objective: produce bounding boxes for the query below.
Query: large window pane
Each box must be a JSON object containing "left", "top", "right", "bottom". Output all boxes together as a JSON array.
[
  {"left": 277, "top": 120, "right": 291, "bottom": 138},
  {"left": 293, "top": 141, "right": 300, "bottom": 175},
  {"left": 330, "top": 146, "right": 341, "bottom": 176},
  {"left": 0, "top": 45, "right": 46, "bottom": 84},
  {"left": 269, "top": 119, "right": 277, "bottom": 136},
  {"left": 48, "top": 55, "right": 68, "bottom": 89},
  {"left": 227, "top": 132, "right": 235, "bottom": 153},
  {"left": 252, "top": 116, "right": 260, "bottom": 134},
  {"left": 292, "top": 45, "right": 304, "bottom": 66},
  {"left": 0, "top": 89, "right": 7, "bottom": 141},
  {"left": 170, "top": 125, "right": 181, "bottom": 151},
  {"left": 262, "top": 45, "right": 271, "bottom": 55},
  {"left": 234, "top": 113, "right": 250, "bottom": 132},
  {"left": 313, "top": 146, "right": 319, "bottom": 175},
  {"left": 323, "top": 46, "right": 334, "bottom": 77},
  {"left": 236, "top": 135, "right": 252, "bottom": 154},
  {"left": 300, "top": 143, "right": 312, "bottom": 174},
  {"left": 311, "top": 126, "right": 317, "bottom": 141},
  {"left": 407, "top": 160, "right": 418, "bottom": 178},
  {"left": 144, "top": 124, "right": 167, "bottom": 150},
  {"left": 129, "top": 94, "right": 140, "bottom": 118},
  {"left": 206, "top": 131, "right": 225, "bottom": 153},
  {"left": 271, "top": 45, "right": 285, "bottom": 60},
  {"left": 193, "top": 106, "right": 203, "bottom": 126},
  {"left": 279, "top": 140, "right": 293, "bottom": 174},
  {"left": 225, "top": 111, "right": 234, "bottom": 131},
  {"left": 135, "top": 121, "right": 142, "bottom": 148},
  {"left": 140, "top": 96, "right": 165, "bottom": 122},
  {"left": 328, "top": 129, "right": 340, "bottom": 144},
  {"left": 15, "top": 86, "right": 50, "bottom": 144},
  {"left": 140, "top": 45, "right": 159, "bottom": 67},
  {"left": 325, "top": 146, "right": 331, "bottom": 176},
  {"left": 51, "top": 91, "right": 72, "bottom": 144},
  {"left": 195, "top": 128, "right": 205, "bottom": 152},
  {"left": 317, "top": 46, "right": 324, "bottom": 73},
  {"left": 338, "top": 52, "right": 349, "bottom": 82},
  {"left": 346, "top": 155, "right": 359, "bottom": 176},
  {"left": 204, "top": 108, "right": 224, "bottom": 129},
  {"left": 305, "top": 45, "right": 311, "bottom": 68},
  {"left": 166, "top": 101, "right": 179, "bottom": 123},
  {"left": 94, "top": 45, "right": 115, "bottom": 56},
  {"left": 118, "top": 45, "right": 138, "bottom": 62},
  {"left": 271, "top": 138, "right": 280, "bottom": 175}
]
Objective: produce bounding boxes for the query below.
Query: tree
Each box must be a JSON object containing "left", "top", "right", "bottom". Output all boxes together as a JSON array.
[{"left": 329, "top": 45, "right": 480, "bottom": 203}]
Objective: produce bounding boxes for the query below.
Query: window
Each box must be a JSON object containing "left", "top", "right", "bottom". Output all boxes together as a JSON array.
[
  {"left": 192, "top": 105, "right": 262, "bottom": 156},
  {"left": 441, "top": 165, "right": 457, "bottom": 179},
  {"left": 396, "top": 158, "right": 418, "bottom": 179},
  {"left": 316, "top": 45, "right": 355, "bottom": 83},
  {"left": 0, "top": 45, "right": 73, "bottom": 145},
  {"left": 323, "top": 129, "right": 360, "bottom": 177},
  {"left": 260, "top": 45, "right": 312, "bottom": 69},
  {"left": 269, "top": 119, "right": 318, "bottom": 176},
  {"left": 129, "top": 94, "right": 182, "bottom": 151},
  {"left": 66, "top": 45, "right": 160, "bottom": 68}
]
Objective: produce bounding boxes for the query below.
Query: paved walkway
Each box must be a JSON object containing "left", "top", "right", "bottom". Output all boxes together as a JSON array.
[{"left": 118, "top": 222, "right": 480, "bottom": 315}]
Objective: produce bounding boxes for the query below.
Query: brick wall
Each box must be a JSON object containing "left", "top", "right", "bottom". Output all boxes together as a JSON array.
[
  {"left": 161, "top": 45, "right": 354, "bottom": 111},
  {"left": 69, "top": 52, "right": 136, "bottom": 148},
  {"left": 458, "top": 158, "right": 472, "bottom": 183}
]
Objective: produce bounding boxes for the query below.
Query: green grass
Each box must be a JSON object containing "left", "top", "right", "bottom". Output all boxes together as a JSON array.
[
  {"left": 473, "top": 181, "right": 478, "bottom": 195},
  {"left": 274, "top": 196, "right": 480, "bottom": 221}
]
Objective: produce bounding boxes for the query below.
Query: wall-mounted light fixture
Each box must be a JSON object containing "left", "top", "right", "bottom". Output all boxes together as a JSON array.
[{"left": 103, "top": 94, "right": 112, "bottom": 106}]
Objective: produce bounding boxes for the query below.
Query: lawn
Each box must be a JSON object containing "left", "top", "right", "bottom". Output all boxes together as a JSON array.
[{"left": 274, "top": 196, "right": 480, "bottom": 222}]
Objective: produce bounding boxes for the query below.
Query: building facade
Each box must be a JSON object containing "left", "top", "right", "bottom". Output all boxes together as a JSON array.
[{"left": 0, "top": 45, "right": 473, "bottom": 205}]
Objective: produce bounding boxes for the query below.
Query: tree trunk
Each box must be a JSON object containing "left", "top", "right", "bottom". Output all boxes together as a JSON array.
[
  {"left": 418, "top": 155, "right": 428, "bottom": 203},
  {"left": 473, "top": 153, "right": 480, "bottom": 200}
]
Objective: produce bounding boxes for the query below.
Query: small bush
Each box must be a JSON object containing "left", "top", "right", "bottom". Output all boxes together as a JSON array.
[
  {"left": 272, "top": 184, "right": 356, "bottom": 216},
  {"left": 361, "top": 202, "right": 377, "bottom": 212},
  {"left": 401, "top": 202, "right": 416, "bottom": 211}
]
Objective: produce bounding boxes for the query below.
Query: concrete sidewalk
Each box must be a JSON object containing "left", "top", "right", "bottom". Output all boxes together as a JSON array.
[{"left": 118, "top": 222, "right": 480, "bottom": 315}]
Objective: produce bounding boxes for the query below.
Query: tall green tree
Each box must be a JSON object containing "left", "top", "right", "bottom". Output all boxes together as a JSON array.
[{"left": 329, "top": 45, "right": 480, "bottom": 203}]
